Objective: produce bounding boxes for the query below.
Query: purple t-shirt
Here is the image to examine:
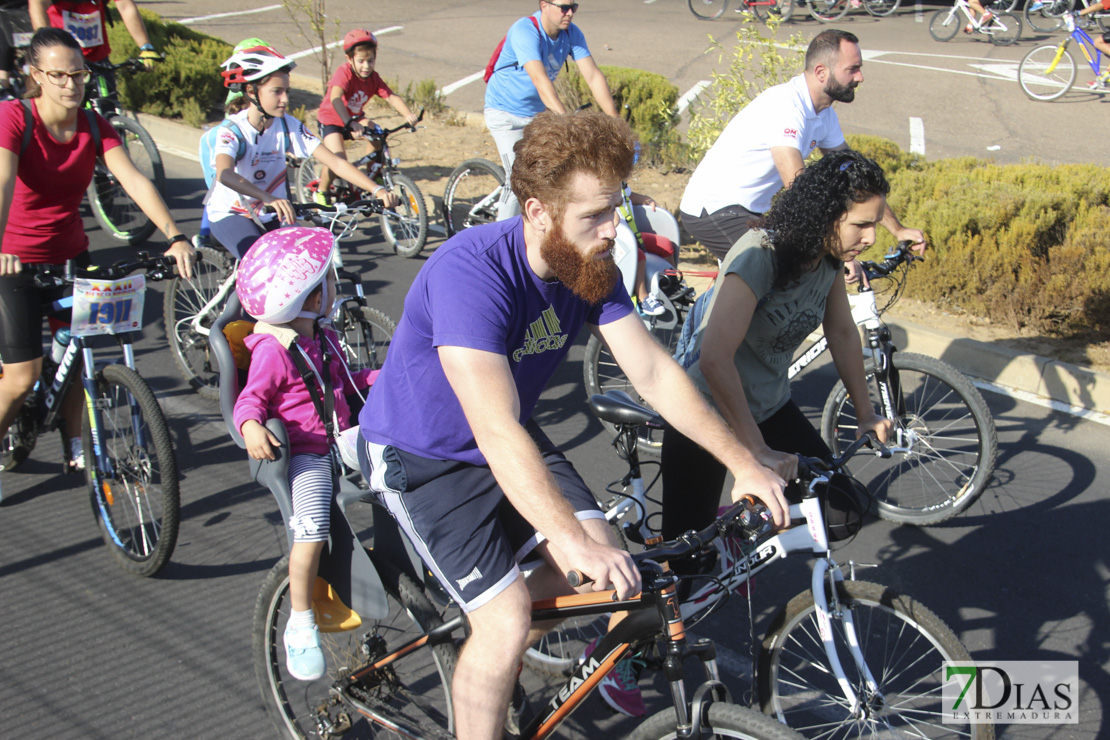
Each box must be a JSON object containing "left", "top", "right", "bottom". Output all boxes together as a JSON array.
[{"left": 360, "top": 217, "right": 633, "bottom": 465}]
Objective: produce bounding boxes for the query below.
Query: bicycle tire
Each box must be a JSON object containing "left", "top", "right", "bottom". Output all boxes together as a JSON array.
[
  {"left": 1, "top": 402, "right": 37, "bottom": 472},
  {"left": 1018, "top": 43, "right": 1077, "bottom": 100},
  {"left": 989, "top": 11, "right": 1023, "bottom": 45},
  {"left": 689, "top": 0, "right": 730, "bottom": 20},
  {"left": 332, "top": 302, "right": 396, "bottom": 374},
  {"left": 255, "top": 556, "right": 457, "bottom": 739},
  {"left": 163, "top": 246, "right": 234, "bottom": 401},
  {"left": 758, "top": 580, "right": 994, "bottom": 740},
  {"left": 294, "top": 157, "right": 320, "bottom": 204},
  {"left": 987, "top": 0, "right": 1019, "bottom": 11},
  {"left": 86, "top": 115, "right": 162, "bottom": 245},
  {"left": 442, "top": 158, "right": 504, "bottom": 237},
  {"left": 929, "top": 9, "right": 962, "bottom": 41},
  {"left": 632, "top": 702, "right": 806, "bottom": 740},
  {"left": 381, "top": 173, "right": 428, "bottom": 258},
  {"left": 809, "top": 0, "right": 850, "bottom": 22},
  {"left": 821, "top": 352, "right": 997, "bottom": 526},
  {"left": 1023, "top": 0, "right": 1070, "bottom": 32},
  {"left": 753, "top": 0, "right": 795, "bottom": 22},
  {"left": 862, "top": 0, "right": 901, "bottom": 17},
  {"left": 82, "top": 363, "right": 179, "bottom": 577}
]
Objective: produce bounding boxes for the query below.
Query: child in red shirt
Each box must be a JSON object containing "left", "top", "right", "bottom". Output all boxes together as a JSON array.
[{"left": 314, "top": 29, "right": 418, "bottom": 201}]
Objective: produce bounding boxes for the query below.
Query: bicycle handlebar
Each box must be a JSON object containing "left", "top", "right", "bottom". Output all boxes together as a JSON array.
[
  {"left": 26, "top": 251, "right": 184, "bottom": 288},
  {"left": 858, "top": 240, "right": 922, "bottom": 280},
  {"left": 356, "top": 107, "right": 426, "bottom": 140}
]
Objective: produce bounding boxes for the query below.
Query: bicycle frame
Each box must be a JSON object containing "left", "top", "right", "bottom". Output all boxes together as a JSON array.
[{"left": 1060, "top": 21, "right": 1103, "bottom": 76}]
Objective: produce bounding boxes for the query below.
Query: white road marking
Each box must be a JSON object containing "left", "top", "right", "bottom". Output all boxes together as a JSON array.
[
  {"left": 288, "top": 26, "right": 402, "bottom": 61},
  {"left": 677, "top": 80, "right": 712, "bottom": 116},
  {"left": 440, "top": 72, "right": 484, "bottom": 97},
  {"left": 909, "top": 117, "right": 925, "bottom": 155},
  {"left": 975, "top": 380, "right": 1110, "bottom": 426},
  {"left": 969, "top": 62, "right": 1021, "bottom": 81},
  {"left": 177, "top": 4, "right": 282, "bottom": 25},
  {"left": 916, "top": 0, "right": 925, "bottom": 21}
]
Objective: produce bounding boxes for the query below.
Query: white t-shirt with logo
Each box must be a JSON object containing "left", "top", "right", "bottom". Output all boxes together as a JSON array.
[
  {"left": 206, "top": 111, "right": 321, "bottom": 223},
  {"left": 680, "top": 75, "right": 846, "bottom": 216}
]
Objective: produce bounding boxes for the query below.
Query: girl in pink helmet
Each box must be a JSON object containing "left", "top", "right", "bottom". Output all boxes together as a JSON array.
[{"left": 232, "top": 226, "right": 377, "bottom": 681}]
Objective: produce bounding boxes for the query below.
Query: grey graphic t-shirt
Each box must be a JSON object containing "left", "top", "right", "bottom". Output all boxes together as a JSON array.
[{"left": 686, "top": 229, "right": 840, "bottom": 422}]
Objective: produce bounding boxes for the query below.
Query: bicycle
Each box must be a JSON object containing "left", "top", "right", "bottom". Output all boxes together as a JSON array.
[
  {"left": 688, "top": 0, "right": 797, "bottom": 22},
  {"left": 585, "top": 243, "right": 998, "bottom": 525},
  {"left": 163, "top": 201, "right": 397, "bottom": 400},
  {"left": 1025, "top": 0, "right": 1110, "bottom": 32},
  {"left": 805, "top": 0, "right": 903, "bottom": 24},
  {"left": 0, "top": 254, "right": 180, "bottom": 576},
  {"left": 83, "top": 57, "right": 166, "bottom": 245},
  {"left": 1019, "top": 11, "right": 1107, "bottom": 99},
  {"left": 295, "top": 110, "right": 428, "bottom": 258},
  {"left": 929, "top": 0, "right": 1023, "bottom": 44},
  {"left": 440, "top": 156, "right": 505, "bottom": 237},
  {"left": 527, "top": 391, "right": 995, "bottom": 739}
]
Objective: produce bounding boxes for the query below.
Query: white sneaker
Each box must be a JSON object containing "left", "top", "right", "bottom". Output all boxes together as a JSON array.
[
  {"left": 284, "top": 623, "right": 326, "bottom": 681},
  {"left": 639, "top": 294, "right": 666, "bottom": 316}
]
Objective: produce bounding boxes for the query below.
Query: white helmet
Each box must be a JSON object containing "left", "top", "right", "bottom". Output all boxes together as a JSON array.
[
  {"left": 236, "top": 227, "right": 337, "bottom": 325},
  {"left": 220, "top": 45, "right": 295, "bottom": 91}
]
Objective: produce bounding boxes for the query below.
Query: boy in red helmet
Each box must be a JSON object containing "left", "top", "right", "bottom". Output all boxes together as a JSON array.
[{"left": 314, "top": 29, "right": 418, "bottom": 203}]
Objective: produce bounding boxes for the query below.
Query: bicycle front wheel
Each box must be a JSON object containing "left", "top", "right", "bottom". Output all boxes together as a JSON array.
[
  {"left": 1018, "top": 43, "right": 1077, "bottom": 100},
  {"left": 928, "top": 9, "right": 961, "bottom": 41},
  {"left": 758, "top": 580, "right": 994, "bottom": 740},
  {"left": 862, "top": 0, "right": 901, "bottom": 17},
  {"left": 83, "top": 363, "right": 179, "bottom": 577},
  {"left": 689, "top": 0, "right": 730, "bottom": 20},
  {"left": 86, "top": 115, "right": 163, "bottom": 245},
  {"left": 634, "top": 703, "right": 805, "bottom": 740},
  {"left": 332, "top": 302, "right": 396, "bottom": 374},
  {"left": 810, "top": 0, "right": 850, "bottom": 22},
  {"left": 442, "top": 158, "right": 504, "bottom": 236},
  {"left": 1023, "top": 0, "right": 1070, "bottom": 32},
  {"left": 164, "top": 246, "right": 234, "bottom": 400},
  {"left": 294, "top": 157, "right": 321, "bottom": 204},
  {"left": 989, "top": 12, "right": 1022, "bottom": 45},
  {"left": 381, "top": 173, "right": 428, "bottom": 258},
  {"left": 254, "top": 556, "right": 457, "bottom": 740},
  {"left": 753, "top": 0, "right": 795, "bottom": 22},
  {"left": 821, "top": 352, "right": 997, "bottom": 526}
]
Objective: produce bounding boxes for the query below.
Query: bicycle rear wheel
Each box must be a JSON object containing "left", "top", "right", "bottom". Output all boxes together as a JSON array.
[
  {"left": 989, "top": 12, "right": 1022, "bottom": 45},
  {"left": 255, "top": 556, "right": 457, "bottom": 739},
  {"left": 164, "top": 246, "right": 234, "bottom": 400},
  {"left": 83, "top": 363, "right": 179, "bottom": 577},
  {"left": 380, "top": 173, "right": 428, "bottom": 258},
  {"left": 1018, "top": 44, "right": 1077, "bottom": 100},
  {"left": 1023, "top": 0, "right": 1070, "bottom": 32},
  {"left": 862, "top": 0, "right": 901, "bottom": 17},
  {"left": 633, "top": 703, "right": 806, "bottom": 740},
  {"left": 442, "top": 158, "right": 504, "bottom": 237},
  {"left": 689, "top": 0, "right": 730, "bottom": 19},
  {"left": 86, "top": 115, "right": 163, "bottom": 245},
  {"left": 929, "top": 9, "right": 962, "bottom": 41},
  {"left": 332, "top": 302, "right": 396, "bottom": 374},
  {"left": 753, "top": 0, "right": 795, "bottom": 22},
  {"left": 821, "top": 352, "right": 997, "bottom": 526},
  {"left": 758, "top": 580, "right": 994, "bottom": 740},
  {"left": 809, "top": 0, "right": 850, "bottom": 22},
  {"left": 294, "top": 157, "right": 321, "bottom": 204}
]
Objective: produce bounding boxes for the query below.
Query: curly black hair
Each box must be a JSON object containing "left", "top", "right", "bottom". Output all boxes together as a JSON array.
[{"left": 759, "top": 150, "right": 889, "bottom": 290}]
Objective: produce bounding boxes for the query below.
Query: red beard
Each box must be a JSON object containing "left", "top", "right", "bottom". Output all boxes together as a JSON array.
[{"left": 539, "top": 223, "right": 618, "bottom": 305}]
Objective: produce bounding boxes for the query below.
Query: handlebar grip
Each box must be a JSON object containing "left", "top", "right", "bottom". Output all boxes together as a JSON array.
[{"left": 566, "top": 570, "right": 591, "bottom": 588}]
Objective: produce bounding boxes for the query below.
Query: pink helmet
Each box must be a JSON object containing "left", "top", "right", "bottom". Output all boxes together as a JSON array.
[{"left": 236, "top": 227, "right": 337, "bottom": 324}]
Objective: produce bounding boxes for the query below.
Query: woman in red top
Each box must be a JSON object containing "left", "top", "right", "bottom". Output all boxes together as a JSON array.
[{"left": 0, "top": 27, "right": 193, "bottom": 497}]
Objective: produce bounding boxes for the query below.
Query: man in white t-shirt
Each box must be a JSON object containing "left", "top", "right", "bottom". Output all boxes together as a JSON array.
[{"left": 680, "top": 30, "right": 925, "bottom": 265}]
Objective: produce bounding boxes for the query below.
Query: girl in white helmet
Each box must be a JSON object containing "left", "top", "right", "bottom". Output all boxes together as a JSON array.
[{"left": 206, "top": 44, "right": 399, "bottom": 259}]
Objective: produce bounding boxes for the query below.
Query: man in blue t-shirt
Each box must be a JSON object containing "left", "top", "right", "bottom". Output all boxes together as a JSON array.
[
  {"left": 358, "top": 111, "right": 789, "bottom": 736},
  {"left": 484, "top": 0, "right": 618, "bottom": 221}
]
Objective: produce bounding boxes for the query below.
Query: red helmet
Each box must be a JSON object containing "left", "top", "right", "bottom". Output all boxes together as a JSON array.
[{"left": 343, "top": 29, "right": 377, "bottom": 55}]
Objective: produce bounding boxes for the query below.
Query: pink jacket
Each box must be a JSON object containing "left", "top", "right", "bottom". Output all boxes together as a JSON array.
[{"left": 233, "top": 326, "right": 378, "bottom": 456}]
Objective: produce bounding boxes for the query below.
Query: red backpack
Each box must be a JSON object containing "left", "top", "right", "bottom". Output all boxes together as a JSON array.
[{"left": 483, "top": 16, "right": 541, "bottom": 84}]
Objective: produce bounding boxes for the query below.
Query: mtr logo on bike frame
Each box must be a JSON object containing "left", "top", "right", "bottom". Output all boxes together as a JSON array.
[{"left": 942, "top": 661, "right": 1078, "bottom": 724}]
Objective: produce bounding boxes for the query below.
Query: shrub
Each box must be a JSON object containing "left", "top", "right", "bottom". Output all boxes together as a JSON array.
[{"left": 107, "top": 8, "right": 232, "bottom": 126}]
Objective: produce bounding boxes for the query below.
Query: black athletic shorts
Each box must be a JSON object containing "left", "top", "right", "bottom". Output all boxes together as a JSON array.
[{"left": 0, "top": 251, "right": 91, "bottom": 365}]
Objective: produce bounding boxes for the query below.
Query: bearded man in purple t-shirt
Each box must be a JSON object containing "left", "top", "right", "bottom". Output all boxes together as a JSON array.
[{"left": 357, "top": 111, "right": 789, "bottom": 740}]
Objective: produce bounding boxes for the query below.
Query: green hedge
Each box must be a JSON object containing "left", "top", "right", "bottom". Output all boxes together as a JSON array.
[
  {"left": 107, "top": 8, "right": 232, "bottom": 127},
  {"left": 556, "top": 64, "right": 685, "bottom": 168},
  {"left": 847, "top": 134, "right": 1110, "bottom": 338}
]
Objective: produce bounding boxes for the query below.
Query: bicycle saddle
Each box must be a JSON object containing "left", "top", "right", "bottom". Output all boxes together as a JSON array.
[{"left": 589, "top": 390, "right": 663, "bottom": 427}]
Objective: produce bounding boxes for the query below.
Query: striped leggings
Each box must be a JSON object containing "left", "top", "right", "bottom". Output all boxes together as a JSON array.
[{"left": 289, "top": 453, "right": 335, "bottom": 543}]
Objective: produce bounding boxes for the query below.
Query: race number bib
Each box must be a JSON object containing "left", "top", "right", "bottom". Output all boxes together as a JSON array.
[
  {"left": 72, "top": 276, "right": 146, "bottom": 337},
  {"left": 61, "top": 10, "right": 104, "bottom": 49}
]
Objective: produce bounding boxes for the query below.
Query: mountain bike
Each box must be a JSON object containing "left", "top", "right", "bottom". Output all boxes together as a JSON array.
[
  {"left": 84, "top": 57, "right": 166, "bottom": 245},
  {"left": 929, "top": 0, "right": 1023, "bottom": 44},
  {"left": 527, "top": 391, "right": 995, "bottom": 740},
  {"left": 1, "top": 254, "right": 180, "bottom": 576},
  {"left": 688, "top": 0, "right": 797, "bottom": 22},
  {"left": 1019, "top": 11, "right": 1107, "bottom": 99},
  {"left": 585, "top": 243, "right": 998, "bottom": 525},
  {"left": 295, "top": 110, "right": 428, "bottom": 258},
  {"left": 163, "top": 201, "right": 397, "bottom": 399},
  {"left": 1025, "top": 0, "right": 1110, "bottom": 32}
]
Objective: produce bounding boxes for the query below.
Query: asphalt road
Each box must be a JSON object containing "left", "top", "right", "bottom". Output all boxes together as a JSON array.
[{"left": 1, "top": 148, "right": 1107, "bottom": 738}]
